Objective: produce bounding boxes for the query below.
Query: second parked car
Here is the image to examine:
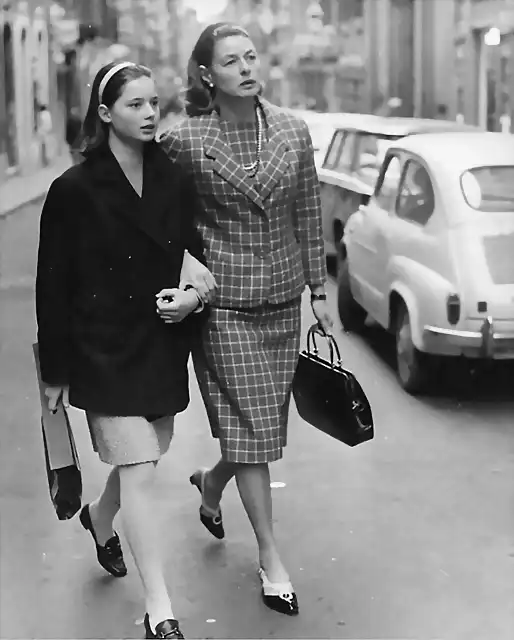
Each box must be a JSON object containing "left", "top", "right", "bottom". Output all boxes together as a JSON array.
[{"left": 318, "top": 116, "right": 479, "bottom": 258}]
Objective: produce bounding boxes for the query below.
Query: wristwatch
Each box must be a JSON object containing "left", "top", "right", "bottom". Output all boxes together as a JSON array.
[{"left": 310, "top": 293, "right": 327, "bottom": 302}]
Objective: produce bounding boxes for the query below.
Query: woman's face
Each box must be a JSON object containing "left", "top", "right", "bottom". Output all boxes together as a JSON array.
[
  {"left": 208, "top": 35, "right": 261, "bottom": 98},
  {"left": 101, "top": 75, "right": 160, "bottom": 142}
]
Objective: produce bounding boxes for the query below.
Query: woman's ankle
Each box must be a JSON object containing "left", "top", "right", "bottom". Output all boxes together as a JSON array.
[
  {"left": 88, "top": 499, "right": 115, "bottom": 546},
  {"left": 146, "top": 597, "right": 175, "bottom": 630}
]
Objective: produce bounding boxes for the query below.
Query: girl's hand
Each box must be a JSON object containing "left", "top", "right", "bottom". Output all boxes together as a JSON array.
[
  {"left": 44, "top": 385, "right": 69, "bottom": 413},
  {"left": 311, "top": 299, "right": 334, "bottom": 336},
  {"left": 156, "top": 288, "right": 200, "bottom": 323},
  {"left": 180, "top": 251, "right": 217, "bottom": 304}
]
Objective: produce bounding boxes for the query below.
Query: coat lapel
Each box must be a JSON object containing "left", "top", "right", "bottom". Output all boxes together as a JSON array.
[
  {"left": 86, "top": 143, "right": 175, "bottom": 254},
  {"left": 203, "top": 111, "right": 264, "bottom": 210},
  {"left": 257, "top": 100, "right": 294, "bottom": 203}
]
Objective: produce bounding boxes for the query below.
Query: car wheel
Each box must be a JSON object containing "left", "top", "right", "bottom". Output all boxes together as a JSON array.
[
  {"left": 395, "top": 302, "right": 428, "bottom": 394},
  {"left": 337, "top": 255, "right": 367, "bottom": 332}
]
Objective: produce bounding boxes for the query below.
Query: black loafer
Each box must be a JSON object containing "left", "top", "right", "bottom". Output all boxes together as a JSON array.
[
  {"left": 258, "top": 568, "right": 299, "bottom": 616},
  {"left": 189, "top": 470, "right": 225, "bottom": 540},
  {"left": 144, "top": 614, "right": 184, "bottom": 639},
  {"left": 79, "top": 504, "right": 127, "bottom": 577}
]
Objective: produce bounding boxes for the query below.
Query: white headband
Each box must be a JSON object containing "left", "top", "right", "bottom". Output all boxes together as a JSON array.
[{"left": 98, "top": 62, "right": 135, "bottom": 103}]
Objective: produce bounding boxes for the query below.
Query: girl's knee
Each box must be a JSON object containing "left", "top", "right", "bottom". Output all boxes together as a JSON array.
[{"left": 118, "top": 461, "right": 156, "bottom": 492}]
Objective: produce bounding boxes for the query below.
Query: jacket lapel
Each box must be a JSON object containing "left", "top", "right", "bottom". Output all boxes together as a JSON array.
[
  {"left": 258, "top": 100, "right": 294, "bottom": 203},
  {"left": 87, "top": 143, "right": 175, "bottom": 254},
  {"left": 203, "top": 111, "right": 264, "bottom": 210}
]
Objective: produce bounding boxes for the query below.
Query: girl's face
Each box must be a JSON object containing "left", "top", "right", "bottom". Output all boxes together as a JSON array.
[
  {"left": 207, "top": 35, "right": 261, "bottom": 98},
  {"left": 100, "top": 76, "right": 160, "bottom": 142}
]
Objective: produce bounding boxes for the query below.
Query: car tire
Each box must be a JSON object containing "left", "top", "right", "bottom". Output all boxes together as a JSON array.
[
  {"left": 337, "top": 256, "right": 367, "bottom": 332},
  {"left": 395, "top": 302, "right": 429, "bottom": 394}
]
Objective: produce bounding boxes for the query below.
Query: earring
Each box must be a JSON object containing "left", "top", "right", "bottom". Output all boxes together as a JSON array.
[{"left": 207, "top": 81, "right": 214, "bottom": 88}]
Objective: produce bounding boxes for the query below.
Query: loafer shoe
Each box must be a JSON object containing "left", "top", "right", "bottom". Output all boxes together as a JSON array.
[
  {"left": 144, "top": 613, "right": 184, "bottom": 639},
  {"left": 79, "top": 504, "right": 127, "bottom": 577}
]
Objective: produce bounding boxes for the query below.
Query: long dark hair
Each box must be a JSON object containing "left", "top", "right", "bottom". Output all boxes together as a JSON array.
[
  {"left": 79, "top": 61, "right": 152, "bottom": 156},
  {"left": 185, "top": 22, "right": 252, "bottom": 117}
]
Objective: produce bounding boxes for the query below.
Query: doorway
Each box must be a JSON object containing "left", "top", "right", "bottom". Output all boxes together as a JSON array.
[{"left": 3, "top": 22, "right": 17, "bottom": 168}]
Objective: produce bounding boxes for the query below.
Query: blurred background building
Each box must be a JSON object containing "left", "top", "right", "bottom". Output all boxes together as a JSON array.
[{"left": 2, "top": 0, "right": 514, "bottom": 188}]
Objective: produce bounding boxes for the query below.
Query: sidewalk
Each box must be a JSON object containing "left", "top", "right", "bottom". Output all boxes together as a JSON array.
[{"left": 0, "top": 152, "right": 72, "bottom": 217}]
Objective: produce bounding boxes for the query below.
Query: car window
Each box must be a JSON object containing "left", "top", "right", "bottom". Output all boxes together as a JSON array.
[
  {"left": 396, "top": 160, "right": 435, "bottom": 225},
  {"left": 374, "top": 155, "right": 402, "bottom": 210},
  {"left": 354, "top": 134, "right": 398, "bottom": 185},
  {"left": 333, "top": 132, "right": 357, "bottom": 173},
  {"left": 460, "top": 166, "right": 514, "bottom": 212},
  {"left": 322, "top": 130, "right": 345, "bottom": 169}
]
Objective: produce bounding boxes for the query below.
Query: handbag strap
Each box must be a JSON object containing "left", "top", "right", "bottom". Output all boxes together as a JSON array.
[{"left": 306, "top": 324, "right": 342, "bottom": 368}]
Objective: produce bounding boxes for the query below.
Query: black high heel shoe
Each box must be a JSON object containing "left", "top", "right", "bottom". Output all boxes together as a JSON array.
[
  {"left": 189, "top": 469, "right": 224, "bottom": 540},
  {"left": 258, "top": 568, "right": 299, "bottom": 616},
  {"left": 79, "top": 504, "right": 127, "bottom": 577},
  {"left": 144, "top": 614, "right": 184, "bottom": 639}
]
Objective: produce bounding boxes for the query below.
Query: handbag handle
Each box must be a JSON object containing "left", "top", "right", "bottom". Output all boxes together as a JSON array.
[{"left": 306, "top": 323, "right": 342, "bottom": 368}]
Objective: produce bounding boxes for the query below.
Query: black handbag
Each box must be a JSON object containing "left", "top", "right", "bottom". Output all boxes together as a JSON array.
[
  {"left": 33, "top": 344, "right": 82, "bottom": 520},
  {"left": 292, "top": 325, "right": 374, "bottom": 446}
]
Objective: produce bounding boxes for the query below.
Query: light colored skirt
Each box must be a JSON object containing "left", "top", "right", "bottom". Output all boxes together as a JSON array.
[{"left": 86, "top": 413, "right": 175, "bottom": 466}]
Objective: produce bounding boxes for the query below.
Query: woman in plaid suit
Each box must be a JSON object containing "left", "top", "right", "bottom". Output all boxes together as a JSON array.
[{"left": 159, "top": 23, "right": 334, "bottom": 616}]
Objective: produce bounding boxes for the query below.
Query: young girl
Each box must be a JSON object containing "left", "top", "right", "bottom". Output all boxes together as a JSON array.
[{"left": 36, "top": 61, "right": 206, "bottom": 639}]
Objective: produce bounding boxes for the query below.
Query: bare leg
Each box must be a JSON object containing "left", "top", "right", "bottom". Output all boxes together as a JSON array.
[
  {"left": 205, "top": 459, "right": 289, "bottom": 584},
  {"left": 119, "top": 462, "right": 173, "bottom": 629},
  {"left": 88, "top": 467, "right": 120, "bottom": 545}
]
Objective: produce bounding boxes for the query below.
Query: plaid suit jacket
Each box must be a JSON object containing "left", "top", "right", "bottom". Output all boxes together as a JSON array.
[{"left": 159, "top": 99, "right": 327, "bottom": 308}]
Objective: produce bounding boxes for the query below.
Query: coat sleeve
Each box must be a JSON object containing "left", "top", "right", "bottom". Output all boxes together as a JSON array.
[
  {"left": 35, "top": 178, "right": 74, "bottom": 386},
  {"left": 292, "top": 121, "right": 327, "bottom": 288}
]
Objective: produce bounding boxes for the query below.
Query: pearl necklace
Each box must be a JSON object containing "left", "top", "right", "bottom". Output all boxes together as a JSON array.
[{"left": 242, "top": 107, "right": 264, "bottom": 178}]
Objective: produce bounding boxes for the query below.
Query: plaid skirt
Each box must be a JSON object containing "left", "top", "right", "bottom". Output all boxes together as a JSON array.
[{"left": 193, "top": 298, "right": 302, "bottom": 464}]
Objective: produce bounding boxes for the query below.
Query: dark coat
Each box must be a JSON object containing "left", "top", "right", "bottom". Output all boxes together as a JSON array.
[{"left": 35, "top": 141, "right": 205, "bottom": 417}]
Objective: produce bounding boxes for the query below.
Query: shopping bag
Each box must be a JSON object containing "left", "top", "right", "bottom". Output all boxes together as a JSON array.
[
  {"left": 33, "top": 344, "right": 82, "bottom": 520},
  {"left": 292, "top": 325, "right": 374, "bottom": 446}
]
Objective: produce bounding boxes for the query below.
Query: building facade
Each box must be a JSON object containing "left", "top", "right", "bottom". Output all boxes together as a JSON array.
[
  {"left": 1, "top": 0, "right": 57, "bottom": 183},
  {"left": 364, "top": 0, "right": 514, "bottom": 129}
]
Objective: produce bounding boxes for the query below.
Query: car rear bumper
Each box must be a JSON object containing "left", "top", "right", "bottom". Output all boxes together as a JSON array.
[{"left": 423, "top": 317, "right": 514, "bottom": 359}]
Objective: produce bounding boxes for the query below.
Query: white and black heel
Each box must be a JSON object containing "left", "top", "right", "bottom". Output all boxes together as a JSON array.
[{"left": 258, "top": 568, "right": 299, "bottom": 616}]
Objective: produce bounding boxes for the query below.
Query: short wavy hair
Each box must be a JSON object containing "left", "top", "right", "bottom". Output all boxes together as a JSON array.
[{"left": 185, "top": 22, "right": 252, "bottom": 117}]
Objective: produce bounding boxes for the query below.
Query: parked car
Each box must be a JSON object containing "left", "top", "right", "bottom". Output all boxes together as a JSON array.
[
  {"left": 283, "top": 109, "right": 356, "bottom": 170},
  {"left": 338, "top": 131, "right": 514, "bottom": 393},
  {"left": 318, "top": 116, "right": 479, "bottom": 257}
]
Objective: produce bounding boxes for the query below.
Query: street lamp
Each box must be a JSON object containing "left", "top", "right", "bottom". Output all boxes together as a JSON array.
[{"left": 484, "top": 27, "right": 501, "bottom": 46}]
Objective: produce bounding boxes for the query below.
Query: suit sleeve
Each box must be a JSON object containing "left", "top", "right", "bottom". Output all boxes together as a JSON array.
[
  {"left": 159, "top": 126, "right": 184, "bottom": 164},
  {"left": 35, "top": 178, "right": 74, "bottom": 386},
  {"left": 292, "top": 121, "right": 327, "bottom": 288},
  {"left": 181, "top": 172, "right": 206, "bottom": 266}
]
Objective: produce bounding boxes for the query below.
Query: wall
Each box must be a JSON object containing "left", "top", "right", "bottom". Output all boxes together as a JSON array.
[{"left": 0, "top": 0, "right": 57, "bottom": 184}]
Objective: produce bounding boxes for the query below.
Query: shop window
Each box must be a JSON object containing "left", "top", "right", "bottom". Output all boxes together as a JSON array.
[{"left": 396, "top": 160, "right": 435, "bottom": 226}]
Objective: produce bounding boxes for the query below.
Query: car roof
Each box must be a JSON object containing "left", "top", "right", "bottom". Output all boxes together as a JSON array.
[
  {"left": 333, "top": 115, "right": 479, "bottom": 136},
  {"left": 388, "top": 132, "right": 514, "bottom": 169}
]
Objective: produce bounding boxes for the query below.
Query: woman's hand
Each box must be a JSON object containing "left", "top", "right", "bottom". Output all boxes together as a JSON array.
[
  {"left": 180, "top": 251, "right": 217, "bottom": 304},
  {"left": 156, "top": 288, "right": 200, "bottom": 323},
  {"left": 44, "top": 385, "right": 69, "bottom": 413},
  {"left": 311, "top": 299, "right": 334, "bottom": 336}
]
